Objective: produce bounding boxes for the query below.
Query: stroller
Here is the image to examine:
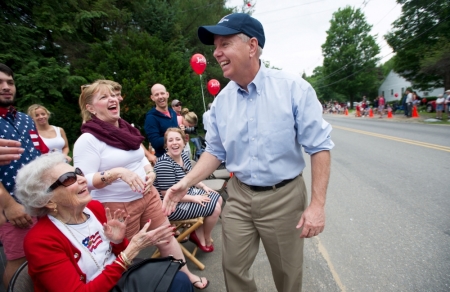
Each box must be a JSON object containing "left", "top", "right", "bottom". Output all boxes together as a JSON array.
[
  {"left": 190, "top": 136, "right": 207, "bottom": 161},
  {"left": 190, "top": 136, "right": 226, "bottom": 170}
]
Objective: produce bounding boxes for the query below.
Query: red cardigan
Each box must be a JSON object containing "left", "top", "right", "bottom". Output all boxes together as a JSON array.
[{"left": 24, "top": 200, "right": 129, "bottom": 292}]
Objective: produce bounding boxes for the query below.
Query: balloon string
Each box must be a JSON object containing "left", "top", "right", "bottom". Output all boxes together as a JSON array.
[{"left": 200, "top": 75, "right": 206, "bottom": 113}]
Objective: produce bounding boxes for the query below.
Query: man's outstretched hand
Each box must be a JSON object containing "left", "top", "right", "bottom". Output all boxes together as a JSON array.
[{"left": 162, "top": 181, "right": 189, "bottom": 216}]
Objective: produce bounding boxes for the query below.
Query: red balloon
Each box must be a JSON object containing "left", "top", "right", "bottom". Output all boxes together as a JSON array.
[
  {"left": 247, "top": 3, "right": 251, "bottom": 7},
  {"left": 207, "top": 79, "right": 221, "bottom": 96},
  {"left": 394, "top": 93, "right": 398, "bottom": 97},
  {"left": 190, "top": 54, "right": 207, "bottom": 75}
]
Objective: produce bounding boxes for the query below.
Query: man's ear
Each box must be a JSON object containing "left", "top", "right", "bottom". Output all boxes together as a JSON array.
[
  {"left": 249, "top": 37, "right": 258, "bottom": 58},
  {"left": 166, "top": 92, "right": 170, "bottom": 98}
]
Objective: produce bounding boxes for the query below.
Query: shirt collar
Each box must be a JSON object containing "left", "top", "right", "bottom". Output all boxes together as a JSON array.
[
  {"left": 0, "top": 106, "right": 17, "bottom": 119},
  {"left": 234, "top": 60, "right": 266, "bottom": 94}
]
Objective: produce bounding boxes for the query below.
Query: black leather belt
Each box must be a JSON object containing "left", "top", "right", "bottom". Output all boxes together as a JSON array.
[{"left": 244, "top": 174, "right": 301, "bottom": 192}]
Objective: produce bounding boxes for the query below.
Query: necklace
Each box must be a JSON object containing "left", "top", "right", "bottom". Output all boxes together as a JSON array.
[
  {"left": 64, "top": 213, "right": 93, "bottom": 246},
  {"left": 54, "top": 214, "right": 104, "bottom": 272}
]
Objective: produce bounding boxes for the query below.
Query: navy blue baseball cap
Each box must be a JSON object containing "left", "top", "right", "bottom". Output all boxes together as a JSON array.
[{"left": 198, "top": 13, "right": 265, "bottom": 48}]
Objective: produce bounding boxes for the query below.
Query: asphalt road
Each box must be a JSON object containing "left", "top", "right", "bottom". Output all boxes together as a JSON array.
[
  {"left": 1, "top": 114, "right": 449, "bottom": 291},
  {"left": 320, "top": 115, "right": 450, "bottom": 292}
]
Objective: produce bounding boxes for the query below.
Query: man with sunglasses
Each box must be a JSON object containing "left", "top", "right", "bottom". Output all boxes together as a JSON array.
[
  {"left": 172, "top": 99, "right": 197, "bottom": 142},
  {"left": 144, "top": 84, "right": 179, "bottom": 157},
  {"left": 171, "top": 99, "right": 182, "bottom": 116},
  {"left": 0, "top": 63, "right": 43, "bottom": 288}
]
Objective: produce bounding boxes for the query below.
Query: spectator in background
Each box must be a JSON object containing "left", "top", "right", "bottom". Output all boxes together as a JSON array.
[
  {"left": 435, "top": 94, "right": 445, "bottom": 120},
  {"left": 378, "top": 95, "right": 385, "bottom": 118},
  {"left": 444, "top": 89, "right": 450, "bottom": 118},
  {"left": 172, "top": 99, "right": 182, "bottom": 116},
  {"left": 373, "top": 97, "right": 379, "bottom": 114},
  {"left": 177, "top": 108, "right": 198, "bottom": 160},
  {"left": 172, "top": 100, "right": 197, "bottom": 143},
  {"left": 27, "top": 104, "right": 72, "bottom": 162},
  {"left": 0, "top": 63, "right": 44, "bottom": 288},
  {"left": 203, "top": 103, "right": 212, "bottom": 134},
  {"left": 412, "top": 92, "right": 420, "bottom": 107},
  {"left": 405, "top": 88, "right": 413, "bottom": 117},
  {"left": 144, "top": 84, "right": 178, "bottom": 157}
]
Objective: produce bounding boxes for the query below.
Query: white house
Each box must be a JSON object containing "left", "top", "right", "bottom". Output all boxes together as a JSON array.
[{"left": 378, "top": 70, "right": 444, "bottom": 102}]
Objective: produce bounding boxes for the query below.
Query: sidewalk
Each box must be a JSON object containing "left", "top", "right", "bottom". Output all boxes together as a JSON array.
[
  {"left": 0, "top": 220, "right": 339, "bottom": 292},
  {"left": 136, "top": 218, "right": 339, "bottom": 291},
  {"left": 325, "top": 111, "right": 450, "bottom": 124}
]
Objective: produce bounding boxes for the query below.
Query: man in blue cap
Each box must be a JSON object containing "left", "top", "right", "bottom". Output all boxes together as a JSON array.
[{"left": 162, "top": 13, "right": 334, "bottom": 292}]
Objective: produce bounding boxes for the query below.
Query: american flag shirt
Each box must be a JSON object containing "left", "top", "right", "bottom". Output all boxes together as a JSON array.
[{"left": 0, "top": 111, "right": 41, "bottom": 199}]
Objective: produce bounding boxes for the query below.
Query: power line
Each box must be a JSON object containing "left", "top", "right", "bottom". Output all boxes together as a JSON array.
[
  {"left": 317, "top": 12, "right": 450, "bottom": 89},
  {"left": 255, "top": 0, "right": 327, "bottom": 16},
  {"left": 315, "top": 0, "right": 440, "bottom": 83},
  {"left": 315, "top": 2, "right": 402, "bottom": 81}
]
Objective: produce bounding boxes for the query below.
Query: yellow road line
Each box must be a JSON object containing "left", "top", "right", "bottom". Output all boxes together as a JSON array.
[
  {"left": 333, "top": 125, "right": 450, "bottom": 153},
  {"left": 317, "top": 236, "right": 346, "bottom": 292}
]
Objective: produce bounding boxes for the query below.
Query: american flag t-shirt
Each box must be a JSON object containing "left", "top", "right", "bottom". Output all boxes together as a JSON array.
[
  {"left": 48, "top": 208, "right": 115, "bottom": 282},
  {"left": 0, "top": 112, "right": 41, "bottom": 197}
]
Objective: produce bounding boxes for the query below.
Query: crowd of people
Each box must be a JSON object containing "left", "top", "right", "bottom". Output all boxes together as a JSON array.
[
  {"left": 0, "top": 68, "right": 212, "bottom": 291},
  {"left": 0, "top": 12, "right": 334, "bottom": 292}
]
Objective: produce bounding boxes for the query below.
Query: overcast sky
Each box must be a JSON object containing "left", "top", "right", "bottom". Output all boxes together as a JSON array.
[{"left": 225, "top": 0, "right": 402, "bottom": 76}]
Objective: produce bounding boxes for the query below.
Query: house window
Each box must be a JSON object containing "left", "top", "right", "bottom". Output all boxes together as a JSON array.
[
  {"left": 391, "top": 89, "right": 394, "bottom": 96},
  {"left": 423, "top": 92, "right": 429, "bottom": 97},
  {"left": 382, "top": 91, "right": 384, "bottom": 97},
  {"left": 401, "top": 88, "right": 404, "bottom": 95}
]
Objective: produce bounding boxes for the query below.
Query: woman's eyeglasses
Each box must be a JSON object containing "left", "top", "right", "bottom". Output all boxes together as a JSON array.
[
  {"left": 174, "top": 103, "right": 182, "bottom": 107},
  {"left": 47, "top": 168, "right": 84, "bottom": 193}
]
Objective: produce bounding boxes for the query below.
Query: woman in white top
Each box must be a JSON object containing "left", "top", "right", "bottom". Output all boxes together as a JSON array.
[
  {"left": 73, "top": 81, "right": 209, "bottom": 289},
  {"left": 28, "top": 104, "right": 72, "bottom": 162}
]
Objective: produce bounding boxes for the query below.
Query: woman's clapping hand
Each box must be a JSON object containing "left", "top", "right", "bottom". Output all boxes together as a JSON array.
[
  {"left": 116, "top": 167, "right": 146, "bottom": 193},
  {"left": 103, "top": 208, "right": 128, "bottom": 244}
]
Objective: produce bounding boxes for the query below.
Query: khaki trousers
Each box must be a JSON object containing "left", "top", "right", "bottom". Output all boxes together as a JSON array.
[{"left": 222, "top": 175, "right": 307, "bottom": 292}]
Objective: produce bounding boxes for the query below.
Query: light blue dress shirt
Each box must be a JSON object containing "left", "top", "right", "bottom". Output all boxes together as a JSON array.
[{"left": 205, "top": 65, "right": 334, "bottom": 186}]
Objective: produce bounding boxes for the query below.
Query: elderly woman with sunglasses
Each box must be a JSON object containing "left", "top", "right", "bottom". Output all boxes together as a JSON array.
[
  {"left": 73, "top": 82, "right": 209, "bottom": 289},
  {"left": 154, "top": 128, "right": 222, "bottom": 253},
  {"left": 15, "top": 153, "right": 193, "bottom": 292}
]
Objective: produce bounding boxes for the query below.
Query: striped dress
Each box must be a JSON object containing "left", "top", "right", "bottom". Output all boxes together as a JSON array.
[{"left": 153, "top": 152, "right": 220, "bottom": 221}]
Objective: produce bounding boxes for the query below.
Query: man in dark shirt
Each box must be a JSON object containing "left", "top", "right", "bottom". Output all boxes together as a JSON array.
[{"left": 144, "top": 84, "right": 178, "bottom": 157}]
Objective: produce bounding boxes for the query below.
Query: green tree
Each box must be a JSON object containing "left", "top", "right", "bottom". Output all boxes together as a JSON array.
[
  {"left": 0, "top": 0, "right": 272, "bottom": 144},
  {"left": 306, "top": 66, "right": 346, "bottom": 103},
  {"left": 320, "top": 6, "right": 380, "bottom": 107},
  {"left": 380, "top": 57, "right": 395, "bottom": 77},
  {"left": 385, "top": 0, "right": 450, "bottom": 90}
]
